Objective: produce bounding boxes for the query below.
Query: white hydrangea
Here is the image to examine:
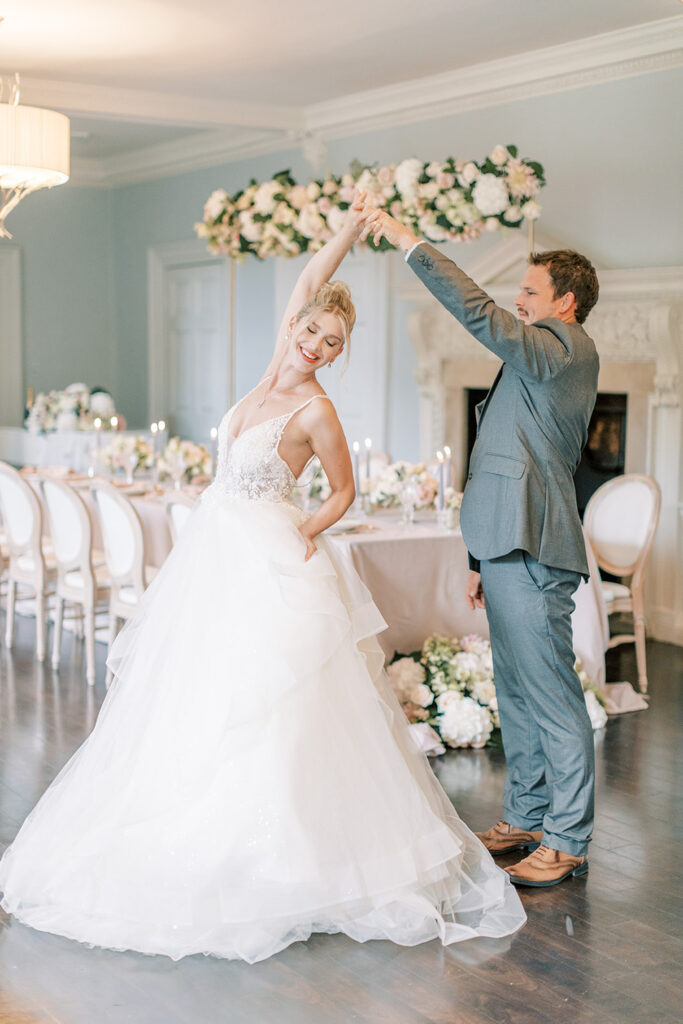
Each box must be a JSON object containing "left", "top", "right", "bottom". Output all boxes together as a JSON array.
[
  {"left": 253, "top": 180, "right": 281, "bottom": 215},
  {"left": 584, "top": 690, "right": 607, "bottom": 730},
  {"left": 395, "top": 158, "right": 424, "bottom": 197},
  {"left": 90, "top": 391, "right": 116, "bottom": 418},
  {"left": 450, "top": 651, "right": 482, "bottom": 684},
  {"left": 439, "top": 695, "right": 493, "bottom": 749},
  {"left": 471, "top": 677, "right": 497, "bottom": 706},
  {"left": 472, "top": 174, "right": 510, "bottom": 216},
  {"left": 418, "top": 214, "right": 450, "bottom": 242},
  {"left": 238, "top": 211, "right": 263, "bottom": 243},
  {"left": 296, "top": 205, "right": 326, "bottom": 239},
  {"left": 326, "top": 206, "right": 347, "bottom": 235},
  {"left": 204, "top": 188, "right": 228, "bottom": 221}
]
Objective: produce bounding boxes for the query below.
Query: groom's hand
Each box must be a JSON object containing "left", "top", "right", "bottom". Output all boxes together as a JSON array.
[
  {"left": 359, "top": 204, "right": 419, "bottom": 252},
  {"left": 465, "top": 571, "right": 485, "bottom": 611}
]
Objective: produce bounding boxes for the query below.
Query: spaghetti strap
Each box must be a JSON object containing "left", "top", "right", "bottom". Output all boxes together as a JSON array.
[{"left": 283, "top": 393, "right": 332, "bottom": 423}]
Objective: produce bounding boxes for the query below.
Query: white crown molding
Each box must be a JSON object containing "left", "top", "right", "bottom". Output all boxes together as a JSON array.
[
  {"left": 305, "top": 15, "right": 683, "bottom": 138},
  {"left": 97, "top": 127, "right": 297, "bottom": 188},
  {"left": 18, "top": 77, "right": 304, "bottom": 132},
  {"left": 68, "top": 157, "right": 108, "bottom": 188},
  {"left": 31, "top": 14, "right": 683, "bottom": 188}
]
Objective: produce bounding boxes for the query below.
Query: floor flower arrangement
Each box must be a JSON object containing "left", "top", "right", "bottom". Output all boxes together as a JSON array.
[{"left": 388, "top": 635, "right": 607, "bottom": 750}]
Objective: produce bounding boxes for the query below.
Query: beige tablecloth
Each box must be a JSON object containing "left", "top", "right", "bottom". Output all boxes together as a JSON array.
[{"left": 328, "top": 514, "right": 608, "bottom": 683}]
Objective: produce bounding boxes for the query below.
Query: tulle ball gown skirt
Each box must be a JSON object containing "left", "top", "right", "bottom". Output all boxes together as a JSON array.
[{"left": 0, "top": 493, "right": 525, "bottom": 963}]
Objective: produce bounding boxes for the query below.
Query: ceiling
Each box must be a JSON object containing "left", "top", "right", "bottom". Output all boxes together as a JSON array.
[{"left": 1, "top": 0, "right": 681, "bottom": 184}]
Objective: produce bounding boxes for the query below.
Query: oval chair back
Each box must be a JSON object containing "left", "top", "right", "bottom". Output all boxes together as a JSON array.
[
  {"left": 41, "top": 477, "right": 108, "bottom": 685},
  {"left": 584, "top": 473, "right": 661, "bottom": 693},
  {"left": 164, "top": 491, "right": 196, "bottom": 545},
  {"left": 0, "top": 461, "right": 53, "bottom": 659},
  {"left": 91, "top": 480, "right": 145, "bottom": 600}
]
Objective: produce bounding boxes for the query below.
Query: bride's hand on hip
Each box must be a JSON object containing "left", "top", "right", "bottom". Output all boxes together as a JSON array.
[{"left": 298, "top": 527, "right": 318, "bottom": 562}]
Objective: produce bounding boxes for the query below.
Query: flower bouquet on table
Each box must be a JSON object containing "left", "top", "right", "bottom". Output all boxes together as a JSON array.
[
  {"left": 158, "top": 437, "right": 212, "bottom": 489},
  {"left": 369, "top": 461, "right": 438, "bottom": 511},
  {"left": 296, "top": 457, "right": 331, "bottom": 506},
  {"left": 443, "top": 487, "right": 464, "bottom": 529},
  {"left": 388, "top": 634, "right": 607, "bottom": 753},
  {"left": 100, "top": 436, "right": 153, "bottom": 484},
  {"left": 25, "top": 384, "right": 121, "bottom": 434}
]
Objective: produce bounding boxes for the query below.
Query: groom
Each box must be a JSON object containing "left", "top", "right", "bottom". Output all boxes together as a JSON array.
[{"left": 361, "top": 204, "right": 600, "bottom": 887}]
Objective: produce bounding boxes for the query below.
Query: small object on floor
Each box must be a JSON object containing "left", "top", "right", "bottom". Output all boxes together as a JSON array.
[
  {"left": 565, "top": 914, "right": 574, "bottom": 936},
  {"left": 602, "top": 682, "right": 649, "bottom": 714},
  {"left": 475, "top": 820, "right": 543, "bottom": 855},
  {"left": 408, "top": 722, "right": 445, "bottom": 757},
  {"left": 505, "top": 845, "right": 588, "bottom": 887}
]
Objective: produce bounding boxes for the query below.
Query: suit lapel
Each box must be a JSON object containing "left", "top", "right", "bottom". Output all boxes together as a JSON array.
[{"left": 475, "top": 366, "right": 503, "bottom": 432}]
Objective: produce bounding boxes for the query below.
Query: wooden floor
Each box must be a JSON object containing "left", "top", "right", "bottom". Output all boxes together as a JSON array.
[{"left": 0, "top": 617, "right": 682, "bottom": 1024}]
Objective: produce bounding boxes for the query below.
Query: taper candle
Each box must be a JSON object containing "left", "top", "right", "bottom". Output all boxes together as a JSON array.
[
  {"left": 436, "top": 450, "right": 445, "bottom": 511},
  {"left": 352, "top": 441, "right": 361, "bottom": 498},
  {"left": 364, "top": 437, "right": 372, "bottom": 479}
]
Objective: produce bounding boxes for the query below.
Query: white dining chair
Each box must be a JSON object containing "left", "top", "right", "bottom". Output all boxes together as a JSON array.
[
  {"left": 163, "top": 490, "right": 196, "bottom": 544},
  {"left": 41, "top": 477, "right": 110, "bottom": 686},
  {"left": 0, "top": 461, "right": 57, "bottom": 661},
  {"left": 90, "top": 480, "right": 157, "bottom": 687},
  {"left": 584, "top": 474, "right": 661, "bottom": 694}
]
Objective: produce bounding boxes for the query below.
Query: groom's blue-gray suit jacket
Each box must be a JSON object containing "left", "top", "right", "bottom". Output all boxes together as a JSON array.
[{"left": 407, "top": 243, "right": 599, "bottom": 577}]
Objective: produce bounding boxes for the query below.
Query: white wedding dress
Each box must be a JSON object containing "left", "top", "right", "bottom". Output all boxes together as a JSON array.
[{"left": 0, "top": 392, "right": 525, "bottom": 963}]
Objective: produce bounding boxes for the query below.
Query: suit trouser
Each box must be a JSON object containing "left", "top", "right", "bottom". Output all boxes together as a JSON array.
[{"left": 479, "top": 550, "right": 595, "bottom": 857}]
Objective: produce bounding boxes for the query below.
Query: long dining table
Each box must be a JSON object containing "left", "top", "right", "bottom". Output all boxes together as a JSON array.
[{"left": 93, "top": 490, "right": 609, "bottom": 686}]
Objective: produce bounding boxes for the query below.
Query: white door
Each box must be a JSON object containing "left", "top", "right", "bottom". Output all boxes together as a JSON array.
[
  {"left": 148, "top": 241, "right": 231, "bottom": 443},
  {"left": 275, "top": 249, "right": 389, "bottom": 452}
]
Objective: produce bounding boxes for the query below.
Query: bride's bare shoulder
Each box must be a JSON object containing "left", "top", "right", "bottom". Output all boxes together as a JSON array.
[{"left": 298, "top": 392, "right": 342, "bottom": 434}]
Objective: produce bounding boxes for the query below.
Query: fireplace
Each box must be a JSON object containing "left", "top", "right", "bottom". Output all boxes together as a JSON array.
[{"left": 465, "top": 389, "right": 628, "bottom": 518}]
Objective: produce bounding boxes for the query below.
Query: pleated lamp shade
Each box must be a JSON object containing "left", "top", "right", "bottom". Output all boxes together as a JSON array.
[{"left": 0, "top": 103, "right": 70, "bottom": 189}]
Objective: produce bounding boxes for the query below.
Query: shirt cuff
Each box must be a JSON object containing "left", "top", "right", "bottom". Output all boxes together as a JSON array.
[{"left": 404, "top": 240, "right": 425, "bottom": 262}]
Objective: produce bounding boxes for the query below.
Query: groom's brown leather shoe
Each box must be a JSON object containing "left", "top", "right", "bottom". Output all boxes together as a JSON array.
[
  {"left": 505, "top": 845, "right": 588, "bottom": 887},
  {"left": 475, "top": 820, "right": 543, "bottom": 856}
]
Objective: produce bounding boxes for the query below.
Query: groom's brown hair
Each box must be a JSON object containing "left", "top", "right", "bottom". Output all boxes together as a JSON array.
[{"left": 529, "top": 250, "right": 599, "bottom": 325}]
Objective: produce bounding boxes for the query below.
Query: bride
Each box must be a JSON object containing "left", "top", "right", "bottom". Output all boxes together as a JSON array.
[{"left": 0, "top": 194, "right": 525, "bottom": 963}]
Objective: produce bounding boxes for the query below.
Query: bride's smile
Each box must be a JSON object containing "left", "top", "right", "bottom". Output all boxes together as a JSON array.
[{"left": 292, "top": 312, "right": 344, "bottom": 372}]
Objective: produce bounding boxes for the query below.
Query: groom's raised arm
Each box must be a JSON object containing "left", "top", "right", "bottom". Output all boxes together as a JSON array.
[{"left": 407, "top": 243, "right": 573, "bottom": 382}]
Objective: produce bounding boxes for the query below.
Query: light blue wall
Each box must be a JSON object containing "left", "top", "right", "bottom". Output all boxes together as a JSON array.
[
  {"left": 2, "top": 185, "right": 115, "bottom": 400},
  {"left": 4, "top": 66, "right": 681, "bottom": 456}
]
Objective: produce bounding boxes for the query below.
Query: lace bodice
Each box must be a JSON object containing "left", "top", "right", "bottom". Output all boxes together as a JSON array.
[{"left": 203, "top": 393, "right": 329, "bottom": 505}]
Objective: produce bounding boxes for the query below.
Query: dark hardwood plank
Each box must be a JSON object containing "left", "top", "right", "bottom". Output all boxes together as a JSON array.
[{"left": 1, "top": 618, "right": 682, "bottom": 1024}]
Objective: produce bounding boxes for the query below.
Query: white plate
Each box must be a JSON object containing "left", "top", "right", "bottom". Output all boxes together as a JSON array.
[{"left": 325, "top": 518, "right": 364, "bottom": 535}]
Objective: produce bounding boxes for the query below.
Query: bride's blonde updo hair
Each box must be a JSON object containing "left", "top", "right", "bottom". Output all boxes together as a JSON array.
[{"left": 294, "top": 280, "right": 356, "bottom": 360}]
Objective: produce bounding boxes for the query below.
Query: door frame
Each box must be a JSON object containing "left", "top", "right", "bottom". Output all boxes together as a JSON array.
[
  {"left": 147, "top": 239, "right": 231, "bottom": 424},
  {"left": 0, "top": 244, "right": 24, "bottom": 426}
]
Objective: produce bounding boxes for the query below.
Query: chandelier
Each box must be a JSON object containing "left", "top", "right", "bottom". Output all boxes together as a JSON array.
[{"left": 0, "top": 73, "right": 70, "bottom": 239}]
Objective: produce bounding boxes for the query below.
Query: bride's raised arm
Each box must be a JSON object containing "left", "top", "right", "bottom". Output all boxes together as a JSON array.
[{"left": 262, "top": 190, "right": 365, "bottom": 384}]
